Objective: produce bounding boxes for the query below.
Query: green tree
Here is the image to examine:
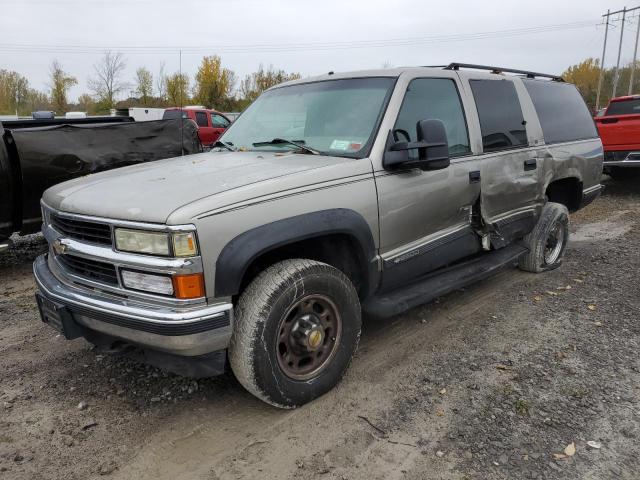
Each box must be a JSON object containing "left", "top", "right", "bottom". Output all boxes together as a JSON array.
[
  {"left": 135, "top": 67, "right": 153, "bottom": 106},
  {"left": 76, "top": 93, "right": 97, "bottom": 114},
  {"left": 562, "top": 58, "right": 601, "bottom": 109},
  {"left": 193, "top": 55, "right": 236, "bottom": 110},
  {"left": 0, "top": 69, "right": 48, "bottom": 115},
  {"left": 239, "top": 64, "right": 301, "bottom": 108},
  {"left": 49, "top": 60, "right": 77, "bottom": 114},
  {"left": 88, "top": 51, "right": 128, "bottom": 109},
  {"left": 166, "top": 72, "right": 190, "bottom": 106}
]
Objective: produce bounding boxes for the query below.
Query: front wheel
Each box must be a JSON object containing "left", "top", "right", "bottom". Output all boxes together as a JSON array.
[
  {"left": 229, "top": 259, "right": 361, "bottom": 408},
  {"left": 518, "top": 202, "right": 569, "bottom": 273}
]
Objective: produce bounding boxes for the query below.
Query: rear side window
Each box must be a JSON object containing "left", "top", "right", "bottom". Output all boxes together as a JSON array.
[
  {"left": 524, "top": 80, "right": 598, "bottom": 144},
  {"left": 195, "top": 111, "right": 208, "bottom": 127},
  {"left": 470, "top": 79, "right": 527, "bottom": 152},
  {"left": 605, "top": 98, "right": 640, "bottom": 115},
  {"left": 393, "top": 78, "right": 470, "bottom": 158}
]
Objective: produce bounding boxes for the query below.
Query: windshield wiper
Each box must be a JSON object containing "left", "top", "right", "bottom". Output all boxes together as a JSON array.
[
  {"left": 252, "top": 138, "right": 320, "bottom": 155},
  {"left": 213, "top": 140, "right": 237, "bottom": 151}
]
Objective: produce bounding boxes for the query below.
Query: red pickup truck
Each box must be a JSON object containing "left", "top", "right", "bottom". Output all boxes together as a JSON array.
[
  {"left": 163, "top": 107, "right": 231, "bottom": 148},
  {"left": 594, "top": 95, "right": 640, "bottom": 178}
]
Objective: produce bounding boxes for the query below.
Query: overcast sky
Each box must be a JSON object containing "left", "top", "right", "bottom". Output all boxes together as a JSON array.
[{"left": 0, "top": 0, "right": 636, "bottom": 101}]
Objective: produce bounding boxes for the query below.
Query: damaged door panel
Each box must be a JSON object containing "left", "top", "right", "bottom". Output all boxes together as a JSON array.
[{"left": 464, "top": 76, "right": 546, "bottom": 244}]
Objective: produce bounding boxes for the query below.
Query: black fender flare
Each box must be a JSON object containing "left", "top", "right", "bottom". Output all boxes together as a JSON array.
[{"left": 214, "top": 208, "right": 379, "bottom": 298}]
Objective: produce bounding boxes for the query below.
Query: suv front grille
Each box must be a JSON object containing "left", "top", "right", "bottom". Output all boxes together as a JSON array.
[
  {"left": 50, "top": 214, "right": 113, "bottom": 246},
  {"left": 56, "top": 254, "right": 119, "bottom": 286}
]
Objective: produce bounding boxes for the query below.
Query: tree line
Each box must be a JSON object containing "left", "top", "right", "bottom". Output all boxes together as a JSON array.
[
  {"left": 562, "top": 57, "right": 640, "bottom": 111},
  {"left": 0, "top": 52, "right": 301, "bottom": 116}
]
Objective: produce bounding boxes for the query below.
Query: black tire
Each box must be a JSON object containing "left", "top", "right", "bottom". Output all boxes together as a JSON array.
[
  {"left": 229, "top": 259, "right": 361, "bottom": 408},
  {"left": 518, "top": 202, "right": 569, "bottom": 273}
]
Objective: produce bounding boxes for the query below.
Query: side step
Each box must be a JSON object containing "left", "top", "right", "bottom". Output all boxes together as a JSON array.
[{"left": 363, "top": 244, "right": 528, "bottom": 320}]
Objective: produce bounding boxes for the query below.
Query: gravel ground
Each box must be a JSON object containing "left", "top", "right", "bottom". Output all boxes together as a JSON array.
[{"left": 1, "top": 176, "right": 639, "bottom": 480}]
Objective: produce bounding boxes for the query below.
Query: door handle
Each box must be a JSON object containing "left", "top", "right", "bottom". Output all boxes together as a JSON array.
[
  {"left": 524, "top": 159, "right": 537, "bottom": 171},
  {"left": 468, "top": 170, "right": 481, "bottom": 183}
]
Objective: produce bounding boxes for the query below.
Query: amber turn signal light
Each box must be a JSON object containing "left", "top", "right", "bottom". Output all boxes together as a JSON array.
[{"left": 172, "top": 273, "right": 205, "bottom": 299}]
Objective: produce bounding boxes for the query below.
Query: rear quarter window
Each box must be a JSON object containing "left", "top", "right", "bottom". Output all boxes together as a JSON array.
[
  {"left": 605, "top": 98, "right": 640, "bottom": 115},
  {"left": 523, "top": 80, "right": 598, "bottom": 144}
]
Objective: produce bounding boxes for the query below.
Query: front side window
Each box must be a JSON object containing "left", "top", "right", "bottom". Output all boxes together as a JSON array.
[
  {"left": 195, "top": 111, "right": 208, "bottom": 127},
  {"left": 523, "top": 80, "right": 598, "bottom": 144},
  {"left": 220, "top": 77, "right": 396, "bottom": 158},
  {"left": 393, "top": 78, "right": 470, "bottom": 158},
  {"left": 470, "top": 79, "right": 527, "bottom": 152},
  {"left": 211, "top": 113, "right": 230, "bottom": 128}
]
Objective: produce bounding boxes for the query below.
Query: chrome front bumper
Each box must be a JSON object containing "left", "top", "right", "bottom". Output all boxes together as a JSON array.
[{"left": 33, "top": 254, "right": 233, "bottom": 356}]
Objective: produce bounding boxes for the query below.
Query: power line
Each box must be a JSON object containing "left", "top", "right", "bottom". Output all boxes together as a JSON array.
[{"left": 0, "top": 20, "right": 597, "bottom": 55}]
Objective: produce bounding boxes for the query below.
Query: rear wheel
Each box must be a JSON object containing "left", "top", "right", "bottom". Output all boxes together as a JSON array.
[
  {"left": 518, "top": 202, "right": 569, "bottom": 273},
  {"left": 229, "top": 259, "right": 361, "bottom": 408}
]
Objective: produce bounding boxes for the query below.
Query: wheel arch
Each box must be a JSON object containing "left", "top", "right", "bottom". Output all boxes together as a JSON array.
[
  {"left": 544, "top": 175, "right": 583, "bottom": 212},
  {"left": 214, "top": 209, "right": 379, "bottom": 299}
]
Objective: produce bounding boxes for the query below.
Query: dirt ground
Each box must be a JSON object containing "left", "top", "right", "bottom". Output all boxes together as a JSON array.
[{"left": 1, "top": 176, "right": 639, "bottom": 480}]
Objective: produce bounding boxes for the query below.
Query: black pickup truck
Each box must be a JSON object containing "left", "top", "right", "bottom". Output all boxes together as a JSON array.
[{"left": 0, "top": 116, "right": 201, "bottom": 250}]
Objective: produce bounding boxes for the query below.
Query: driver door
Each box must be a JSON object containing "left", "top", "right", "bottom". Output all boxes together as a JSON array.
[{"left": 374, "top": 76, "right": 482, "bottom": 290}]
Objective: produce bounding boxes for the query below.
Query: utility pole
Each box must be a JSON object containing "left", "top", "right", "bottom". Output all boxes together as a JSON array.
[
  {"left": 629, "top": 13, "right": 640, "bottom": 94},
  {"left": 596, "top": 9, "right": 610, "bottom": 110},
  {"left": 612, "top": 7, "right": 627, "bottom": 98}
]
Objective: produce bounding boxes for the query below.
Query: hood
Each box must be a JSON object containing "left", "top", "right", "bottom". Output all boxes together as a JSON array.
[{"left": 43, "top": 151, "right": 367, "bottom": 224}]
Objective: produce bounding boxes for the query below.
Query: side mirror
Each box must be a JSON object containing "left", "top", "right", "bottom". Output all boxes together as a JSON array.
[{"left": 383, "top": 119, "right": 451, "bottom": 171}]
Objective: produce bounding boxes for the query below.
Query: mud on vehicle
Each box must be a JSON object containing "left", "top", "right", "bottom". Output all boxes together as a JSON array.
[{"left": 33, "top": 63, "right": 603, "bottom": 407}]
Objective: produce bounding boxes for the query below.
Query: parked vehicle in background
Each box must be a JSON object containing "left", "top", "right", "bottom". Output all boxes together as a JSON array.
[
  {"left": 0, "top": 116, "right": 201, "bottom": 250},
  {"left": 34, "top": 63, "right": 602, "bottom": 408},
  {"left": 112, "top": 107, "right": 166, "bottom": 122},
  {"left": 32, "top": 111, "right": 55, "bottom": 119},
  {"left": 222, "top": 112, "right": 241, "bottom": 122},
  {"left": 65, "top": 112, "right": 87, "bottom": 119},
  {"left": 595, "top": 95, "right": 640, "bottom": 178},
  {"left": 163, "top": 107, "right": 231, "bottom": 148}
]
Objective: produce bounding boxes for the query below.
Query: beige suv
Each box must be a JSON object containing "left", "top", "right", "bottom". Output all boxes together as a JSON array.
[{"left": 34, "top": 63, "right": 603, "bottom": 407}]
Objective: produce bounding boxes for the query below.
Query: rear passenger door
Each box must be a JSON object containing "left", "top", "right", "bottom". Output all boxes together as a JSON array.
[{"left": 464, "top": 77, "right": 545, "bottom": 242}]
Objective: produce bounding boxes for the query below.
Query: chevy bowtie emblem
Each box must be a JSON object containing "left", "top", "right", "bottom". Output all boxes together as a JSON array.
[{"left": 52, "top": 239, "right": 68, "bottom": 255}]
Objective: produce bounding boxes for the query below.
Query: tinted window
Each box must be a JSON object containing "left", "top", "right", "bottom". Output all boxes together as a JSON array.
[
  {"left": 211, "top": 113, "right": 230, "bottom": 128},
  {"left": 393, "top": 78, "right": 470, "bottom": 158},
  {"left": 195, "top": 111, "right": 208, "bottom": 127},
  {"left": 470, "top": 79, "right": 527, "bottom": 152},
  {"left": 524, "top": 80, "right": 598, "bottom": 144},
  {"left": 162, "top": 110, "right": 188, "bottom": 120},
  {"left": 605, "top": 98, "right": 640, "bottom": 115}
]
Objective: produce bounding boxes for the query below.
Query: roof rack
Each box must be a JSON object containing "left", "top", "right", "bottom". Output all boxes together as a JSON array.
[{"left": 443, "top": 63, "right": 564, "bottom": 82}]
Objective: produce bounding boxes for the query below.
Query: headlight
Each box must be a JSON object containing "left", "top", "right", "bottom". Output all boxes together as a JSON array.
[
  {"left": 121, "top": 270, "right": 174, "bottom": 295},
  {"left": 115, "top": 229, "right": 170, "bottom": 256}
]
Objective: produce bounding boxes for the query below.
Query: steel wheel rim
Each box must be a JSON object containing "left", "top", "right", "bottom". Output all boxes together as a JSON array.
[
  {"left": 275, "top": 294, "right": 342, "bottom": 381},
  {"left": 544, "top": 221, "right": 565, "bottom": 265}
]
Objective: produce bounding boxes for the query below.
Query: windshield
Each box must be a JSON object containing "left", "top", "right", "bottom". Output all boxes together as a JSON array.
[{"left": 220, "top": 77, "right": 395, "bottom": 158}]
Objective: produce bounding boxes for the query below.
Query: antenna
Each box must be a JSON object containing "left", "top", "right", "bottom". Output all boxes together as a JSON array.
[{"left": 179, "top": 48, "right": 184, "bottom": 156}]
